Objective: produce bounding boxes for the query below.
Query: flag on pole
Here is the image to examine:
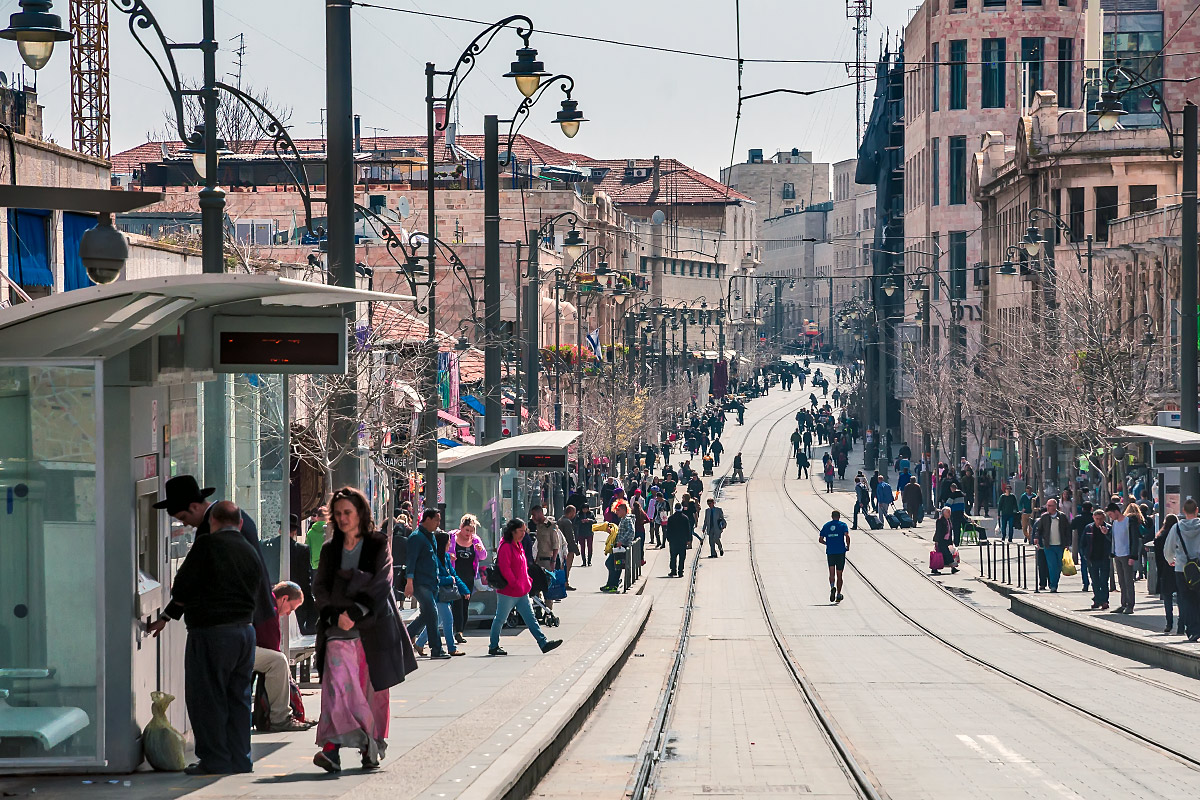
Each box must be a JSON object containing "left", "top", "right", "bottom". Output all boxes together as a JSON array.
[{"left": 585, "top": 329, "right": 603, "bottom": 363}]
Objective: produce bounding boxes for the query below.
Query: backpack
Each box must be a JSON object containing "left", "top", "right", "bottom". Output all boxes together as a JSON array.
[{"left": 1176, "top": 525, "right": 1200, "bottom": 591}]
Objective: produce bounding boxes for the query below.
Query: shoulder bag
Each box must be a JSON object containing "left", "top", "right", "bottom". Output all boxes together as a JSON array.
[{"left": 1177, "top": 526, "right": 1200, "bottom": 591}]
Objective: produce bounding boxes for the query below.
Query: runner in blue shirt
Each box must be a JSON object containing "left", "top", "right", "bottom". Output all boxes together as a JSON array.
[{"left": 819, "top": 510, "right": 851, "bottom": 603}]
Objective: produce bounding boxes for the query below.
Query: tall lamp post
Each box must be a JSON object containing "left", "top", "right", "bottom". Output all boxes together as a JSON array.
[{"left": 424, "top": 18, "right": 550, "bottom": 507}]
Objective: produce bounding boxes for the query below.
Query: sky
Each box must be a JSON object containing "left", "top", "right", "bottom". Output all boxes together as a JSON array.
[{"left": 11, "top": 0, "right": 913, "bottom": 179}]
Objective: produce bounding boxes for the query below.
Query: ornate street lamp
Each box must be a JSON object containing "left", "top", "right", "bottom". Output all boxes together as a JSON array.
[{"left": 1, "top": 0, "right": 71, "bottom": 71}]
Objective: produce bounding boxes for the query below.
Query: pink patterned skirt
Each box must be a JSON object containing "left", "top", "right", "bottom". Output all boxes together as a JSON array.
[{"left": 315, "top": 638, "right": 390, "bottom": 759}]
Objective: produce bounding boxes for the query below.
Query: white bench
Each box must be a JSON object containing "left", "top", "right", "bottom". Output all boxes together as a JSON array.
[{"left": 0, "top": 669, "right": 90, "bottom": 751}]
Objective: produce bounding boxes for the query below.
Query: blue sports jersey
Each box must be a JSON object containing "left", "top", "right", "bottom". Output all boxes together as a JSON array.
[{"left": 820, "top": 520, "right": 849, "bottom": 554}]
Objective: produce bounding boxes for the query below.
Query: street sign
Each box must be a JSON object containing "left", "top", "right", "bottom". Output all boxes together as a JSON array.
[{"left": 1152, "top": 444, "right": 1200, "bottom": 468}]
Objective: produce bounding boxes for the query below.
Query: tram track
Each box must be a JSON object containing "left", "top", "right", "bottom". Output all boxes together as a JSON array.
[
  {"left": 778, "top": 381, "right": 1200, "bottom": 774},
  {"left": 628, "top": 394, "right": 882, "bottom": 800}
]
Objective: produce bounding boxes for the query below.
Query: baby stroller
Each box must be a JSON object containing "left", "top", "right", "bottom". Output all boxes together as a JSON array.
[
  {"left": 702, "top": 454, "right": 714, "bottom": 476},
  {"left": 507, "top": 594, "right": 560, "bottom": 628},
  {"left": 509, "top": 563, "right": 562, "bottom": 628}
]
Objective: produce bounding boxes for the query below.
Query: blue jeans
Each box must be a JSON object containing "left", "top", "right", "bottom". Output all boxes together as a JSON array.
[
  {"left": 999, "top": 514, "right": 1016, "bottom": 541},
  {"left": 414, "top": 600, "right": 457, "bottom": 653},
  {"left": 1079, "top": 552, "right": 1090, "bottom": 590},
  {"left": 1090, "top": 558, "right": 1111, "bottom": 606},
  {"left": 1044, "top": 545, "right": 1065, "bottom": 590},
  {"left": 605, "top": 551, "right": 624, "bottom": 589},
  {"left": 405, "top": 583, "right": 444, "bottom": 656},
  {"left": 489, "top": 593, "right": 549, "bottom": 650}
]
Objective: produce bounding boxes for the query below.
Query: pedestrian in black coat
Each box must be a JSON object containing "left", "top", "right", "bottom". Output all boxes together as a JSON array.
[{"left": 665, "top": 506, "right": 694, "bottom": 578}]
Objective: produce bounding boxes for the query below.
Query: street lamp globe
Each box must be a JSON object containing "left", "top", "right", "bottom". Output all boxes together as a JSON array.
[
  {"left": 882, "top": 276, "right": 898, "bottom": 297},
  {"left": 1, "top": 0, "right": 71, "bottom": 71},
  {"left": 553, "top": 97, "right": 586, "bottom": 139},
  {"left": 563, "top": 226, "right": 586, "bottom": 265},
  {"left": 1022, "top": 224, "right": 1043, "bottom": 256},
  {"left": 1090, "top": 88, "right": 1127, "bottom": 132},
  {"left": 595, "top": 259, "right": 609, "bottom": 275},
  {"left": 183, "top": 124, "right": 232, "bottom": 176},
  {"left": 504, "top": 45, "right": 549, "bottom": 98},
  {"left": 999, "top": 259, "right": 1018, "bottom": 276}
]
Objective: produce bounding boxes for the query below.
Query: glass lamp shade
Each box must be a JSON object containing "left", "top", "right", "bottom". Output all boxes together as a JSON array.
[
  {"left": 559, "top": 119, "right": 580, "bottom": 138},
  {"left": 882, "top": 277, "right": 897, "bottom": 297},
  {"left": 1022, "top": 225, "right": 1043, "bottom": 256},
  {"left": 553, "top": 97, "right": 586, "bottom": 139},
  {"left": 1090, "top": 89, "right": 1127, "bottom": 132},
  {"left": 999, "top": 260, "right": 1017, "bottom": 276},
  {"left": 514, "top": 74, "right": 541, "bottom": 98},
  {"left": 16, "top": 37, "right": 52, "bottom": 70},
  {"left": 505, "top": 47, "right": 548, "bottom": 98},
  {"left": 563, "top": 227, "right": 586, "bottom": 264}
]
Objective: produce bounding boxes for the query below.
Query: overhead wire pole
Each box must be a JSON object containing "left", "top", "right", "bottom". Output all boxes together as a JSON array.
[{"left": 845, "top": 0, "right": 872, "bottom": 145}]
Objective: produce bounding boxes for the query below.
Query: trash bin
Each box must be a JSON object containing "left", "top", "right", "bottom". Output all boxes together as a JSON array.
[{"left": 1147, "top": 553, "right": 1159, "bottom": 595}]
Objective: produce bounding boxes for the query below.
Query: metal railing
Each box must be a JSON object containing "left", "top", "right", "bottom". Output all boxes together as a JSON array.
[
  {"left": 977, "top": 539, "right": 1029, "bottom": 589},
  {"left": 623, "top": 535, "right": 644, "bottom": 592}
]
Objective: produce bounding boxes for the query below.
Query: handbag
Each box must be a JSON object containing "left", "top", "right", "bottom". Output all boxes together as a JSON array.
[
  {"left": 1178, "top": 528, "right": 1200, "bottom": 590},
  {"left": 484, "top": 564, "right": 508, "bottom": 590},
  {"left": 437, "top": 583, "right": 461, "bottom": 603},
  {"left": 1061, "top": 549, "right": 1077, "bottom": 577}
]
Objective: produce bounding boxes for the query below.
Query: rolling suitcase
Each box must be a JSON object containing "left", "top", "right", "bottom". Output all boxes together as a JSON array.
[
  {"left": 866, "top": 513, "right": 883, "bottom": 530},
  {"left": 885, "top": 512, "right": 900, "bottom": 529},
  {"left": 895, "top": 509, "right": 914, "bottom": 528}
]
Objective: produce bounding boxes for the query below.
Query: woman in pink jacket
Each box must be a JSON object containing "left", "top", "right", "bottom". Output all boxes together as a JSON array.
[
  {"left": 450, "top": 514, "right": 487, "bottom": 644},
  {"left": 488, "top": 518, "right": 563, "bottom": 656}
]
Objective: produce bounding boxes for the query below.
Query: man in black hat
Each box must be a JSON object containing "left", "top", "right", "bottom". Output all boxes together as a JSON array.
[{"left": 148, "top": 501, "right": 263, "bottom": 774}]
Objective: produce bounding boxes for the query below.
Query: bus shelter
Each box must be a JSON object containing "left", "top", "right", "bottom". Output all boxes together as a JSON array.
[
  {"left": 426, "top": 430, "right": 580, "bottom": 620},
  {"left": 0, "top": 274, "right": 410, "bottom": 773}
]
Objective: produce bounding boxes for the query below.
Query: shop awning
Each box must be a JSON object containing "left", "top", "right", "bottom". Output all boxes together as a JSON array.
[
  {"left": 537, "top": 417, "right": 553, "bottom": 431},
  {"left": 462, "top": 395, "right": 485, "bottom": 414},
  {"left": 437, "top": 438, "right": 462, "bottom": 448},
  {"left": 423, "top": 430, "right": 582, "bottom": 473},
  {"left": 437, "top": 409, "right": 472, "bottom": 427}
]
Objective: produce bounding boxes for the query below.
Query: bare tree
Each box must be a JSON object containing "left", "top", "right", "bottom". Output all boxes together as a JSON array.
[{"left": 154, "top": 82, "right": 294, "bottom": 155}]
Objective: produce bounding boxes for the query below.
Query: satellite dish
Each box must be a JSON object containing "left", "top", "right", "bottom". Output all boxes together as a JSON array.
[
  {"left": 0, "top": 72, "right": 8, "bottom": 89},
  {"left": 651, "top": 210, "right": 666, "bottom": 225},
  {"left": 397, "top": 196, "right": 410, "bottom": 218}
]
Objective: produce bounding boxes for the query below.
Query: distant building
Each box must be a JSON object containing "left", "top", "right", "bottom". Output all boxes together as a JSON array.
[
  {"left": 814, "top": 159, "right": 876, "bottom": 356},
  {"left": 721, "top": 148, "right": 831, "bottom": 237},
  {"left": 760, "top": 203, "right": 829, "bottom": 348}
]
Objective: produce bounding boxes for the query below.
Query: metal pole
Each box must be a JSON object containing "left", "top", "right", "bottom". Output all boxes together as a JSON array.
[
  {"left": 424, "top": 63, "right": 440, "bottom": 510},
  {"left": 921, "top": 282, "right": 932, "bottom": 504},
  {"left": 576, "top": 295, "right": 586, "bottom": 433},
  {"left": 555, "top": 274, "right": 562, "bottom": 429},
  {"left": 484, "top": 115, "right": 502, "bottom": 445},
  {"left": 327, "top": 1, "right": 359, "bottom": 490},
  {"left": 514, "top": 244, "right": 522, "bottom": 429},
  {"left": 1181, "top": 102, "right": 1198, "bottom": 501},
  {"left": 1086, "top": 234, "right": 1093, "bottom": 295},
  {"left": 200, "top": 0, "right": 227, "bottom": 493},
  {"left": 279, "top": 374, "right": 291, "bottom": 661},
  {"left": 526, "top": 229, "right": 541, "bottom": 424},
  {"left": 774, "top": 280, "right": 782, "bottom": 348}
]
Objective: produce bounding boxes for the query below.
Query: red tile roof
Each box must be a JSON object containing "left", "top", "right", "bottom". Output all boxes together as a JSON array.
[
  {"left": 372, "top": 304, "right": 483, "bottom": 383},
  {"left": 110, "top": 136, "right": 746, "bottom": 206}
]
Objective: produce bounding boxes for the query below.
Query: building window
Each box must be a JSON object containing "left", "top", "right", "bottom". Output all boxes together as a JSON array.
[
  {"left": 931, "top": 43, "right": 940, "bottom": 112},
  {"left": 952, "top": 0, "right": 966, "bottom": 9},
  {"left": 1022, "top": 37, "right": 1044, "bottom": 106},
  {"left": 1095, "top": 185, "right": 1118, "bottom": 243},
  {"left": 982, "top": 38, "right": 1006, "bottom": 108},
  {"left": 931, "top": 138, "right": 940, "bottom": 206},
  {"left": 1058, "top": 38, "right": 1074, "bottom": 108},
  {"left": 1130, "top": 185, "right": 1158, "bottom": 214},
  {"left": 983, "top": 0, "right": 1005, "bottom": 7},
  {"left": 949, "top": 40, "right": 967, "bottom": 109},
  {"left": 932, "top": 232, "right": 941, "bottom": 300},
  {"left": 1100, "top": 14, "right": 1165, "bottom": 128},
  {"left": 1068, "top": 187, "right": 1085, "bottom": 242},
  {"left": 948, "top": 135, "right": 966, "bottom": 205},
  {"left": 1023, "top": 0, "right": 1043, "bottom": 5},
  {"left": 782, "top": 182, "right": 796, "bottom": 200},
  {"left": 949, "top": 231, "right": 967, "bottom": 300}
]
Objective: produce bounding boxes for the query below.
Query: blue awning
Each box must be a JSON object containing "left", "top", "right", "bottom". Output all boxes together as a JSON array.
[
  {"left": 437, "top": 437, "right": 461, "bottom": 448},
  {"left": 7, "top": 209, "right": 54, "bottom": 288},
  {"left": 462, "top": 394, "right": 485, "bottom": 414}
]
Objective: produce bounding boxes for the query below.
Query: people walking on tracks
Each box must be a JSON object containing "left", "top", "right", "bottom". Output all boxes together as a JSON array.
[
  {"left": 1083, "top": 509, "right": 1112, "bottom": 611},
  {"left": 732, "top": 452, "right": 745, "bottom": 483},
  {"left": 313, "top": 487, "right": 417, "bottom": 773},
  {"left": 488, "top": 518, "right": 563, "bottom": 656},
  {"left": 852, "top": 474, "right": 871, "bottom": 529},
  {"left": 1107, "top": 502, "right": 1137, "bottom": 614},
  {"left": 147, "top": 500, "right": 263, "bottom": 775},
  {"left": 791, "top": 428, "right": 801, "bottom": 457},
  {"left": 819, "top": 510, "right": 850, "bottom": 603},
  {"left": 901, "top": 475, "right": 923, "bottom": 525},
  {"left": 1165, "top": 499, "right": 1200, "bottom": 641},
  {"left": 406, "top": 509, "right": 450, "bottom": 659},
  {"left": 796, "top": 449, "right": 810, "bottom": 480},
  {"left": 711, "top": 436, "right": 724, "bottom": 467},
  {"left": 932, "top": 507, "right": 959, "bottom": 575},
  {"left": 666, "top": 503, "right": 694, "bottom": 577},
  {"left": 874, "top": 475, "right": 894, "bottom": 518},
  {"left": 1154, "top": 513, "right": 1180, "bottom": 634},
  {"left": 997, "top": 485, "right": 1018, "bottom": 542},
  {"left": 823, "top": 459, "right": 836, "bottom": 493},
  {"left": 947, "top": 483, "right": 967, "bottom": 546},
  {"left": 702, "top": 496, "right": 726, "bottom": 557},
  {"left": 1035, "top": 498, "right": 1070, "bottom": 593},
  {"left": 802, "top": 428, "right": 813, "bottom": 457}
]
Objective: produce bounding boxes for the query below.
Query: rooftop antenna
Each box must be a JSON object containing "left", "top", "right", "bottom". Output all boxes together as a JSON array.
[
  {"left": 845, "top": 0, "right": 873, "bottom": 146},
  {"left": 228, "top": 33, "right": 246, "bottom": 91},
  {"left": 310, "top": 108, "right": 327, "bottom": 141}
]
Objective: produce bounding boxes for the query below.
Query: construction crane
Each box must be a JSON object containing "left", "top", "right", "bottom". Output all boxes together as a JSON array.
[{"left": 69, "top": 0, "right": 109, "bottom": 160}]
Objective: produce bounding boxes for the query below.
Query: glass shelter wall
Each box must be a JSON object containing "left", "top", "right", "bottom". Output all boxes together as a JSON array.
[{"left": 0, "top": 363, "right": 102, "bottom": 766}]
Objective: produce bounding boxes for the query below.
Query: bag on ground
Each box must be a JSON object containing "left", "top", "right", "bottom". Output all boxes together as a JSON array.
[
  {"left": 885, "top": 513, "right": 900, "bottom": 529},
  {"left": 545, "top": 568, "right": 568, "bottom": 601},
  {"left": 142, "top": 691, "right": 187, "bottom": 772},
  {"left": 866, "top": 513, "right": 883, "bottom": 530},
  {"left": 1061, "top": 549, "right": 1077, "bottom": 577},
  {"left": 895, "top": 510, "right": 914, "bottom": 528}
]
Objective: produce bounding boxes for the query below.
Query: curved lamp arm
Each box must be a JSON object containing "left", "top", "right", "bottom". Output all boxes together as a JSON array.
[
  {"left": 353, "top": 203, "right": 429, "bottom": 314},
  {"left": 501, "top": 74, "right": 575, "bottom": 166},
  {"left": 113, "top": 0, "right": 195, "bottom": 147},
  {"left": 1100, "top": 61, "right": 1182, "bottom": 157},
  {"left": 434, "top": 15, "right": 536, "bottom": 132}
]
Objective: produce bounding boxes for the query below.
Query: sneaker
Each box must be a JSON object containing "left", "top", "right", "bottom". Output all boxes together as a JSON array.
[
  {"left": 269, "top": 718, "right": 316, "bottom": 733},
  {"left": 1190, "top": 634, "right": 1200, "bottom": 643},
  {"left": 830, "top": 586, "right": 837, "bottom": 603},
  {"left": 313, "top": 748, "right": 341, "bottom": 773},
  {"left": 540, "top": 639, "right": 563, "bottom": 654},
  {"left": 600, "top": 586, "right": 619, "bottom": 593},
  {"left": 430, "top": 652, "right": 453, "bottom": 660},
  {"left": 454, "top": 632, "right": 467, "bottom": 644},
  {"left": 836, "top": 593, "right": 844, "bottom": 603},
  {"left": 414, "top": 645, "right": 427, "bottom": 657},
  {"left": 450, "top": 650, "right": 466, "bottom": 656},
  {"left": 488, "top": 646, "right": 507, "bottom": 656},
  {"left": 668, "top": 572, "right": 677, "bottom": 578},
  {"left": 566, "top": 585, "right": 577, "bottom": 591}
]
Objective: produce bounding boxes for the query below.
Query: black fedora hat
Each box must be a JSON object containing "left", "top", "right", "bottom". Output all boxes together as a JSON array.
[{"left": 153, "top": 475, "right": 216, "bottom": 514}]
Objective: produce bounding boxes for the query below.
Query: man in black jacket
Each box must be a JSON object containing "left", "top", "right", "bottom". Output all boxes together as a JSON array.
[
  {"left": 148, "top": 501, "right": 262, "bottom": 775},
  {"left": 665, "top": 504, "right": 694, "bottom": 577}
]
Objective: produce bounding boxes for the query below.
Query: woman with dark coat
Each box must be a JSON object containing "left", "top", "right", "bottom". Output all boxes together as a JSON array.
[
  {"left": 1155, "top": 513, "right": 1180, "bottom": 634},
  {"left": 932, "top": 507, "right": 959, "bottom": 575},
  {"left": 312, "top": 487, "right": 417, "bottom": 774}
]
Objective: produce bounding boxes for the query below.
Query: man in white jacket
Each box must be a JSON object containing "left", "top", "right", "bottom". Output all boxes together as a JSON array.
[{"left": 1165, "top": 498, "right": 1200, "bottom": 642}]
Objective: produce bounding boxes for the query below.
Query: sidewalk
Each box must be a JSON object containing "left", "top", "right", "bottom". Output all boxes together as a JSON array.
[{"left": 0, "top": 578, "right": 651, "bottom": 800}]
